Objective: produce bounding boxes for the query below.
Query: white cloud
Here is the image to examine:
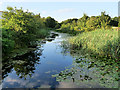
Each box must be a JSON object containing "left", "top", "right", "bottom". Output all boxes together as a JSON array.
[
  {"left": 57, "top": 81, "right": 77, "bottom": 88},
  {"left": 56, "top": 8, "right": 74, "bottom": 13},
  {"left": 4, "top": 77, "right": 37, "bottom": 88}
]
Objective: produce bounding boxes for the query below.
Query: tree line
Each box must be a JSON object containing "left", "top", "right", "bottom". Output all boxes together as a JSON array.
[
  {"left": 58, "top": 12, "right": 120, "bottom": 34},
  {"left": 1, "top": 7, "right": 120, "bottom": 57}
]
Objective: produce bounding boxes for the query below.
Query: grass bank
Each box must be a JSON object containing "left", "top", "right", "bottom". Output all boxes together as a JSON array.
[{"left": 69, "top": 29, "right": 119, "bottom": 60}]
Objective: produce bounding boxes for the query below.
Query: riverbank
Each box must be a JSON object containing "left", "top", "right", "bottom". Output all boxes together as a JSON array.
[
  {"left": 68, "top": 29, "right": 119, "bottom": 60},
  {"left": 51, "top": 30, "right": 119, "bottom": 88},
  {"left": 2, "top": 28, "right": 50, "bottom": 61},
  {"left": 2, "top": 31, "right": 60, "bottom": 61}
]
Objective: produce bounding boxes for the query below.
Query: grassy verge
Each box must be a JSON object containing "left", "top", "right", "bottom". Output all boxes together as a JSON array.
[{"left": 68, "top": 29, "right": 119, "bottom": 60}]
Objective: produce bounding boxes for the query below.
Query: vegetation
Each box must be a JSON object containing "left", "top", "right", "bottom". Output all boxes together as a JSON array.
[
  {"left": 55, "top": 11, "right": 120, "bottom": 60},
  {"left": 52, "top": 56, "right": 119, "bottom": 88},
  {"left": 52, "top": 30, "right": 119, "bottom": 87},
  {"left": 52, "top": 14, "right": 119, "bottom": 88},
  {"left": 2, "top": 50, "right": 41, "bottom": 80},
  {"left": 44, "top": 16, "right": 58, "bottom": 28},
  {"left": 57, "top": 12, "right": 120, "bottom": 34},
  {"left": 1, "top": 6, "right": 119, "bottom": 88},
  {"left": 69, "top": 29, "right": 119, "bottom": 60},
  {"left": 2, "top": 7, "right": 119, "bottom": 60},
  {"left": 1, "top": 7, "right": 52, "bottom": 59}
]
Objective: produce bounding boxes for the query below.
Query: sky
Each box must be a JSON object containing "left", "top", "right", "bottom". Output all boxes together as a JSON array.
[{"left": 0, "top": 1, "right": 119, "bottom": 22}]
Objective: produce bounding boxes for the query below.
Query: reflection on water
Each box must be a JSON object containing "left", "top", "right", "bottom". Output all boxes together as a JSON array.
[
  {"left": 2, "top": 31, "right": 74, "bottom": 88},
  {"left": 2, "top": 50, "right": 42, "bottom": 80},
  {"left": 2, "top": 31, "right": 119, "bottom": 88}
]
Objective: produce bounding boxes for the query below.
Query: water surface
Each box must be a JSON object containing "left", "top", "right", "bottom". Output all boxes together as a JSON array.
[
  {"left": 2, "top": 31, "right": 75, "bottom": 88},
  {"left": 2, "top": 31, "right": 119, "bottom": 88}
]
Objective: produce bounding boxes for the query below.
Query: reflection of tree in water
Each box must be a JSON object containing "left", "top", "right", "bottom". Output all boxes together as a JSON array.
[
  {"left": 2, "top": 59, "right": 14, "bottom": 79},
  {"left": 2, "top": 48, "right": 43, "bottom": 80},
  {"left": 59, "top": 41, "right": 71, "bottom": 56}
]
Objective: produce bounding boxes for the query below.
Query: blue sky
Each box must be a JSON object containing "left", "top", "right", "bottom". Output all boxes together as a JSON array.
[{"left": 1, "top": 2, "right": 118, "bottom": 22}]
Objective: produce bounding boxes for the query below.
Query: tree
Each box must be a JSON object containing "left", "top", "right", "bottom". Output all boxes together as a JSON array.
[
  {"left": 100, "top": 11, "right": 111, "bottom": 29},
  {"left": 109, "top": 17, "right": 120, "bottom": 27},
  {"left": 2, "top": 6, "right": 48, "bottom": 56},
  {"left": 118, "top": 18, "right": 120, "bottom": 27},
  {"left": 61, "top": 18, "right": 78, "bottom": 25},
  {"left": 45, "top": 16, "right": 57, "bottom": 28},
  {"left": 55, "top": 24, "right": 60, "bottom": 29},
  {"left": 86, "top": 16, "right": 101, "bottom": 29},
  {"left": 77, "top": 13, "right": 89, "bottom": 30}
]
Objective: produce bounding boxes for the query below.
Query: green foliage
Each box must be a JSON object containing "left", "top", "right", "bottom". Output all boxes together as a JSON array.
[
  {"left": 36, "top": 29, "right": 49, "bottom": 38},
  {"left": 2, "top": 7, "right": 49, "bottom": 57},
  {"left": 69, "top": 29, "right": 119, "bottom": 60},
  {"left": 61, "top": 18, "right": 78, "bottom": 24},
  {"left": 55, "top": 24, "right": 60, "bottom": 29},
  {"left": 77, "top": 13, "right": 89, "bottom": 28},
  {"left": 86, "top": 16, "right": 100, "bottom": 29},
  {"left": 58, "top": 13, "right": 90, "bottom": 33},
  {"left": 44, "top": 16, "right": 57, "bottom": 28},
  {"left": 58, "top": 23, "right": 77, "bottom": 35},
  {"left": 2, "top": 28, "right": 15, "bottom": 54},
  {"left": 58, "top": 12, "right": 119, "bottom": 34},
  {"left": 100, "top": 11, "right": 111, "bottom": 29},
  {"left": 110, "top": 16, "right": 119, "bottom": 26},
  {"left": 118, "top": 17, "right": 120, "bottom": 27}
]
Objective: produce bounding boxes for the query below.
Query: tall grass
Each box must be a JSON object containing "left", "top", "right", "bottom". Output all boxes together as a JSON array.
[{"left": 69, "top": 29, "right": 119, "bottom": 59}]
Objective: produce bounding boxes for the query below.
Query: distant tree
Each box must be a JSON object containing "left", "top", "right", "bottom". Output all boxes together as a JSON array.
[
  {"left": 61, "top": 18, "right": 78, "bottom": 25},
  {"left": 118, "top": 17, "right": 120, "bottom": 27},
  {"left": 110, "top": 17, "right": 119, "bottom": 26},
  {"left": 81, "top": 13, "right": 89, "bottom": 21},
  {"left": 72, "top": 20, "right": 77, "bottom": 26},
  {"left": 55, "top": 23, "right": 60, "bottom": 29},
  {"left": 86, "top": 16, "right": 100, "bottom": 29},
  {"left": 100, "top": 11, "right": 111, "bottom": 29},
  {"left": 77, "top": 13, "right": 89, "bottom": 29},
  {"left": 45, "top": 16, "right": 57, "bottom": 28}
]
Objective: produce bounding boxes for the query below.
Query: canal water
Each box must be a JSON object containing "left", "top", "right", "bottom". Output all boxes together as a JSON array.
[
  {"left": 2, "top": 31, "right": 76, "bottom": 88},
  {"left": 1, "top": 31, "right": 119, "bottom": 88}
]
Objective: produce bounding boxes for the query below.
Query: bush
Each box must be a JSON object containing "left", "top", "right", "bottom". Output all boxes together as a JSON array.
[
  {"left": 2, "top": 7, "right": 50, "bottom": 57},
  {"left": 2, "top": 28, "right": 15, "bottom": 54},
  {"left": 36, "top": 29, "right": 49, "bottom": 38}
]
